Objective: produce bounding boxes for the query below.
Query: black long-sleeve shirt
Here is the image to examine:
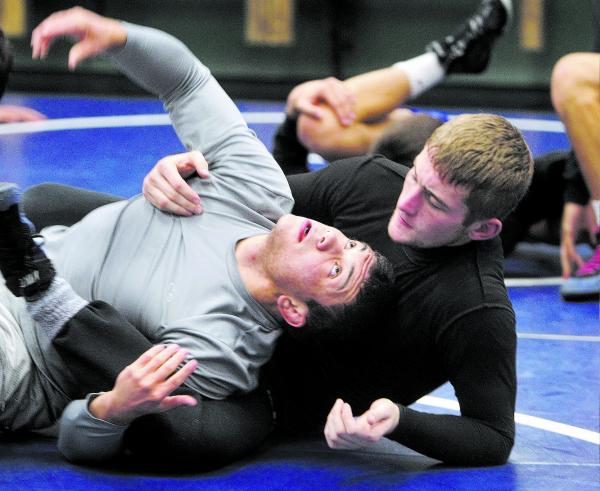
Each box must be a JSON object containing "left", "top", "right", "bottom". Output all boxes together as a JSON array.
[{"left": 266, "top": 156, "right": 517, "bottom": 466}]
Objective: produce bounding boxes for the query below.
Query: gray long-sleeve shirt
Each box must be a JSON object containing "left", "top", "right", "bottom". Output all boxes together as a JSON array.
[
  {"left": 44, "top": 23, "right": 293, "bottom": 400},
  {"left": 45, "top": 22, "right": 292, "bottom": 457}
]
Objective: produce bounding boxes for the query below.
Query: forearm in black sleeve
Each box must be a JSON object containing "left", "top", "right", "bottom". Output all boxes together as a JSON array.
[
  {"left": 389, "top": 405, "right": 513, "bottom": 466},
  {"left": 388, "top": 308, "right": 516, "bottom": 466},
  {"left": 272, "top": 115, "right": 310, "bottom": 175}
]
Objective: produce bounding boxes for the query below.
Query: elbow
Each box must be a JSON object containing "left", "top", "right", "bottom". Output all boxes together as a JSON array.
[
  {"left": 478, "top": 440, "right": 513, "bottom": 466},
  {"left": 57, "top": 431, "right": 120, "bottom": 464},
  {"left": 56, "top": 400, "right": 124, "bottom": 464},
  {"left": 57, "top": 432, "right": 97, "bottom": 464},
  {"left": 453, "top": 433, "right": 514, "bottom": 467},
  {"left": 491, "top": 433, "right": 514, "bottom": 465}
]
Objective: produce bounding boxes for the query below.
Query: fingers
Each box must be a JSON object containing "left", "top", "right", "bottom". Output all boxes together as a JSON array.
[
  {"left": 31, "top": 7, "right": 126, "bottom": 68},
  {"left": 140, "top": 344, "right": 186, "bottom": 377},
  {"left": 365, "top": 399, "right": 399, "bottom": 435},
  {"left": 366, "top": 402, "right": 390, "bottom": 426},
  {"left": 324, "top": 400, "right": 368, "bottom": 449},
  {"left": 134, "top": 344, "right": 197, "bottom": 395},
  {"left": 188, "top": 150, "right": 210, "bottom": 178},
  {"left": 31, "top": 8, "right": 89, "bottom": 60},
  {"left": 143, "top": 153, "right": 206, "bottom": 216},
  {"left": 324, "top": 399, "right": 347, "bottom": 448},
  {"left": 68, "top": 40, "right": 100, "bottom": 70},
  {"left": 295, "top": 98, "right": 325, "bottom": 121},
  {"left": 560, "top": 238, "right": 584, "bottom": 278},
  {"left": 0, "top": 106, "right": 47, "bottom": 123},
  {"left": 287, "top": 78, "right": 356, "bottom": 125},
  {"left": 324, "top": 398, "right": 396, "bottom": 451},
  {"left": 162, "top": 359, "right": 198, "bottom": 396},
  {"left": 560, "top": 202, "right": 587, "bottom": 278},
  {"left": 161, "top": 394, "right": 198, "bottom": 410},
  {"left": 133, "top": 344, "right": 170, "bottom": 367},
  {"left": 319, "top": 77, "right": 356, "bottom": 126}
]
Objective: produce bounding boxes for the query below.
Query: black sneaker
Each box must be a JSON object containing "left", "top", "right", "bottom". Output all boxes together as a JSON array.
[
  {"left": 0, "top": 183, "right": 55, "bottom": 299},
  {"left": 427, "top": 0, "right": 512, "bottom": 74}
]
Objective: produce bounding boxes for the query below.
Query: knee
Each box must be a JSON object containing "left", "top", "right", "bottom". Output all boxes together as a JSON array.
[
  {"left": 551, "top": 53, "right": 599, "bottom": 114},
  {"left": 22, "top": 183, "right": 58, "bottom": 206},
  {"left": 124, "top": 397, "right": 273, "bottom": 471}
]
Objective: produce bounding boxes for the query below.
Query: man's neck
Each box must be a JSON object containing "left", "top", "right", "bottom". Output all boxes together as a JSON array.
[{"left": 235, "top": 235, "right": 278, "bottom": 310}]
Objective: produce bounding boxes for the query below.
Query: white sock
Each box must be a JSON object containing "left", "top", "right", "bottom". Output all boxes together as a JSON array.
[
  {"left": 393, "top": 52, "right": 445, "bottom": 99},
  {"left": 592, "top": 199, "right": 600, "bottom": 228}
]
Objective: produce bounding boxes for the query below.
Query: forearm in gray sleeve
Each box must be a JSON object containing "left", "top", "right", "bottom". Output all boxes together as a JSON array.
[
  {"left": 108, "top": 22, "right": 210, "bottom": 101},
  {"left": 57, "top": 395, "right": 127, "bottom": 463}
]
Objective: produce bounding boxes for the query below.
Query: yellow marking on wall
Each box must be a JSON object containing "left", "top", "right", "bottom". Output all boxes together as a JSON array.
[
  {"left": 520, "top": 0, "right": 545, "bottom": 51},
  {"left": 245, "top": 0, "right": 295, "bottom": 46}
]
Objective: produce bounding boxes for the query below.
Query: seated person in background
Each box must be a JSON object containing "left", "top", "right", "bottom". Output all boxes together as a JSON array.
[
  {"left": 551, "top": 49, "right": 600, "bottom": 301},
  {"left": 0, "top": 8, "right": 393, "bottom": 471},
  {"left": 0, "top": 27, "right": 46, "bottom": 123}
]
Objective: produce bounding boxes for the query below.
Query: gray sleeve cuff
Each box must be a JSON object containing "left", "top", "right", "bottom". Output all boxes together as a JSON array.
[{"left": 57, "top": 394, "right": 128, "bottom": 463}]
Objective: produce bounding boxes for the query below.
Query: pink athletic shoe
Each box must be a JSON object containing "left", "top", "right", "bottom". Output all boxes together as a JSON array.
[{"left": 560, "top": 231, "right": 600, "bottom": 302}]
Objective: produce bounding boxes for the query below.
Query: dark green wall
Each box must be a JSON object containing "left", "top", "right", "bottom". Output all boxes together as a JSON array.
[{"left": 5, "top": 0, "right": 594, "bottom": 107}]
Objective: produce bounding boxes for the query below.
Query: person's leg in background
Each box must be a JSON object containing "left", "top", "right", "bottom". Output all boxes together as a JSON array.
[
  {"left": 294, "top": 0, "right": 512, "bottom": 162},
  {"left": 551, "top": 52, "right": 600, "bottom": 300},
  {"left": 22, "top": 183, "right": 121, "bottom": 230}
]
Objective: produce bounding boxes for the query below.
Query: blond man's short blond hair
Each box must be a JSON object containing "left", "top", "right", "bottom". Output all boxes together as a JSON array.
[{"left": 427, "top": 113, "right": 534, "bottom": 225}]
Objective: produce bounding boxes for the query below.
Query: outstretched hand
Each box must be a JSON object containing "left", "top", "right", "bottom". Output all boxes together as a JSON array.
[
  {"left": 0, "top": 105, "right": 46, "bottom": 123},
  {"left": 324, "top": 398, "right": 400, "bottom": 450},
  {"left": 286, "top": 77, "right": 356, "bottom": 126},
  {"left": 143, "top": 150, "right": 210, "bottom": 216},
  {"left": 560, "top": 202, "right": 598, "bottom": 278},
  {"left": 31, "top": 6, "right": 127, "bottom": 70},
  {"left": 89, "top": 344, "right": 198, "bottom": 425}
]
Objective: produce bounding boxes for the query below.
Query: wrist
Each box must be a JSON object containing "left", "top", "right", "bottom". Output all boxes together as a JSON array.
[
  {"left": 109, "top": 21, "right": 128, "bottom": 49},
  {"left": 89, "top": 392, "right": 132, "bottom": 425}
]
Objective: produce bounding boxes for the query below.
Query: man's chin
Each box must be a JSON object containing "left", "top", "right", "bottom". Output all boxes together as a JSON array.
[{"left": 388, "top": 221, "right": 409, "bottom": 244}]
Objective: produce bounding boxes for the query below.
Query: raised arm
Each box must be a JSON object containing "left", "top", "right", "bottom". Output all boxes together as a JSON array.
[
  {"left": 32, "top": 7, "right": 292, "bottom": 220},
  {"left": 32, "top": 7, "right": 240, "bottom": 161}
]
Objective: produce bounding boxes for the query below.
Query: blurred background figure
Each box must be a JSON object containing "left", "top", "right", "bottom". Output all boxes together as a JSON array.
[
  {"left": 1, "top": 27, "right": 46, "bottom": 123},
  {"left": 553, "top": 1, "right": 600, "bottom": 301}
]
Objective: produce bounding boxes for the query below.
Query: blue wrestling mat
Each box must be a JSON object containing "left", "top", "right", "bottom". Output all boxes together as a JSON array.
[{"left": 0, "top": 94, "right": 598, "bottom": 490}]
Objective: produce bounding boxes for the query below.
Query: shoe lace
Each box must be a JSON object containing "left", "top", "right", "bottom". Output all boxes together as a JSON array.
[{"left": 576, "top": 245, "right": 600, "bottom": 276}]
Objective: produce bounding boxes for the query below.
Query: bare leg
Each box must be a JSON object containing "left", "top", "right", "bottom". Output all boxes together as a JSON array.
[
  {"left": 296, "top": 0, "right": 512, "bottom": 161},
  {"left": 554, "top": 52, "right": 600, "bottom": 300},
  {"left": 297, "top": 67, "right": 414, "bottom": 160},
  {"left": 552, "top": 52, "right": 600, "bottom": 202}
]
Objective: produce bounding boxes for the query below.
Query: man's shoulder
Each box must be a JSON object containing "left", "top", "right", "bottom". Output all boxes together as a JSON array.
[
  {"left": 327, "top": 155, "right": 410, "bottom": 181},
  {"left": 392, "top": 238, "right": 513, "bottom": 334}
]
